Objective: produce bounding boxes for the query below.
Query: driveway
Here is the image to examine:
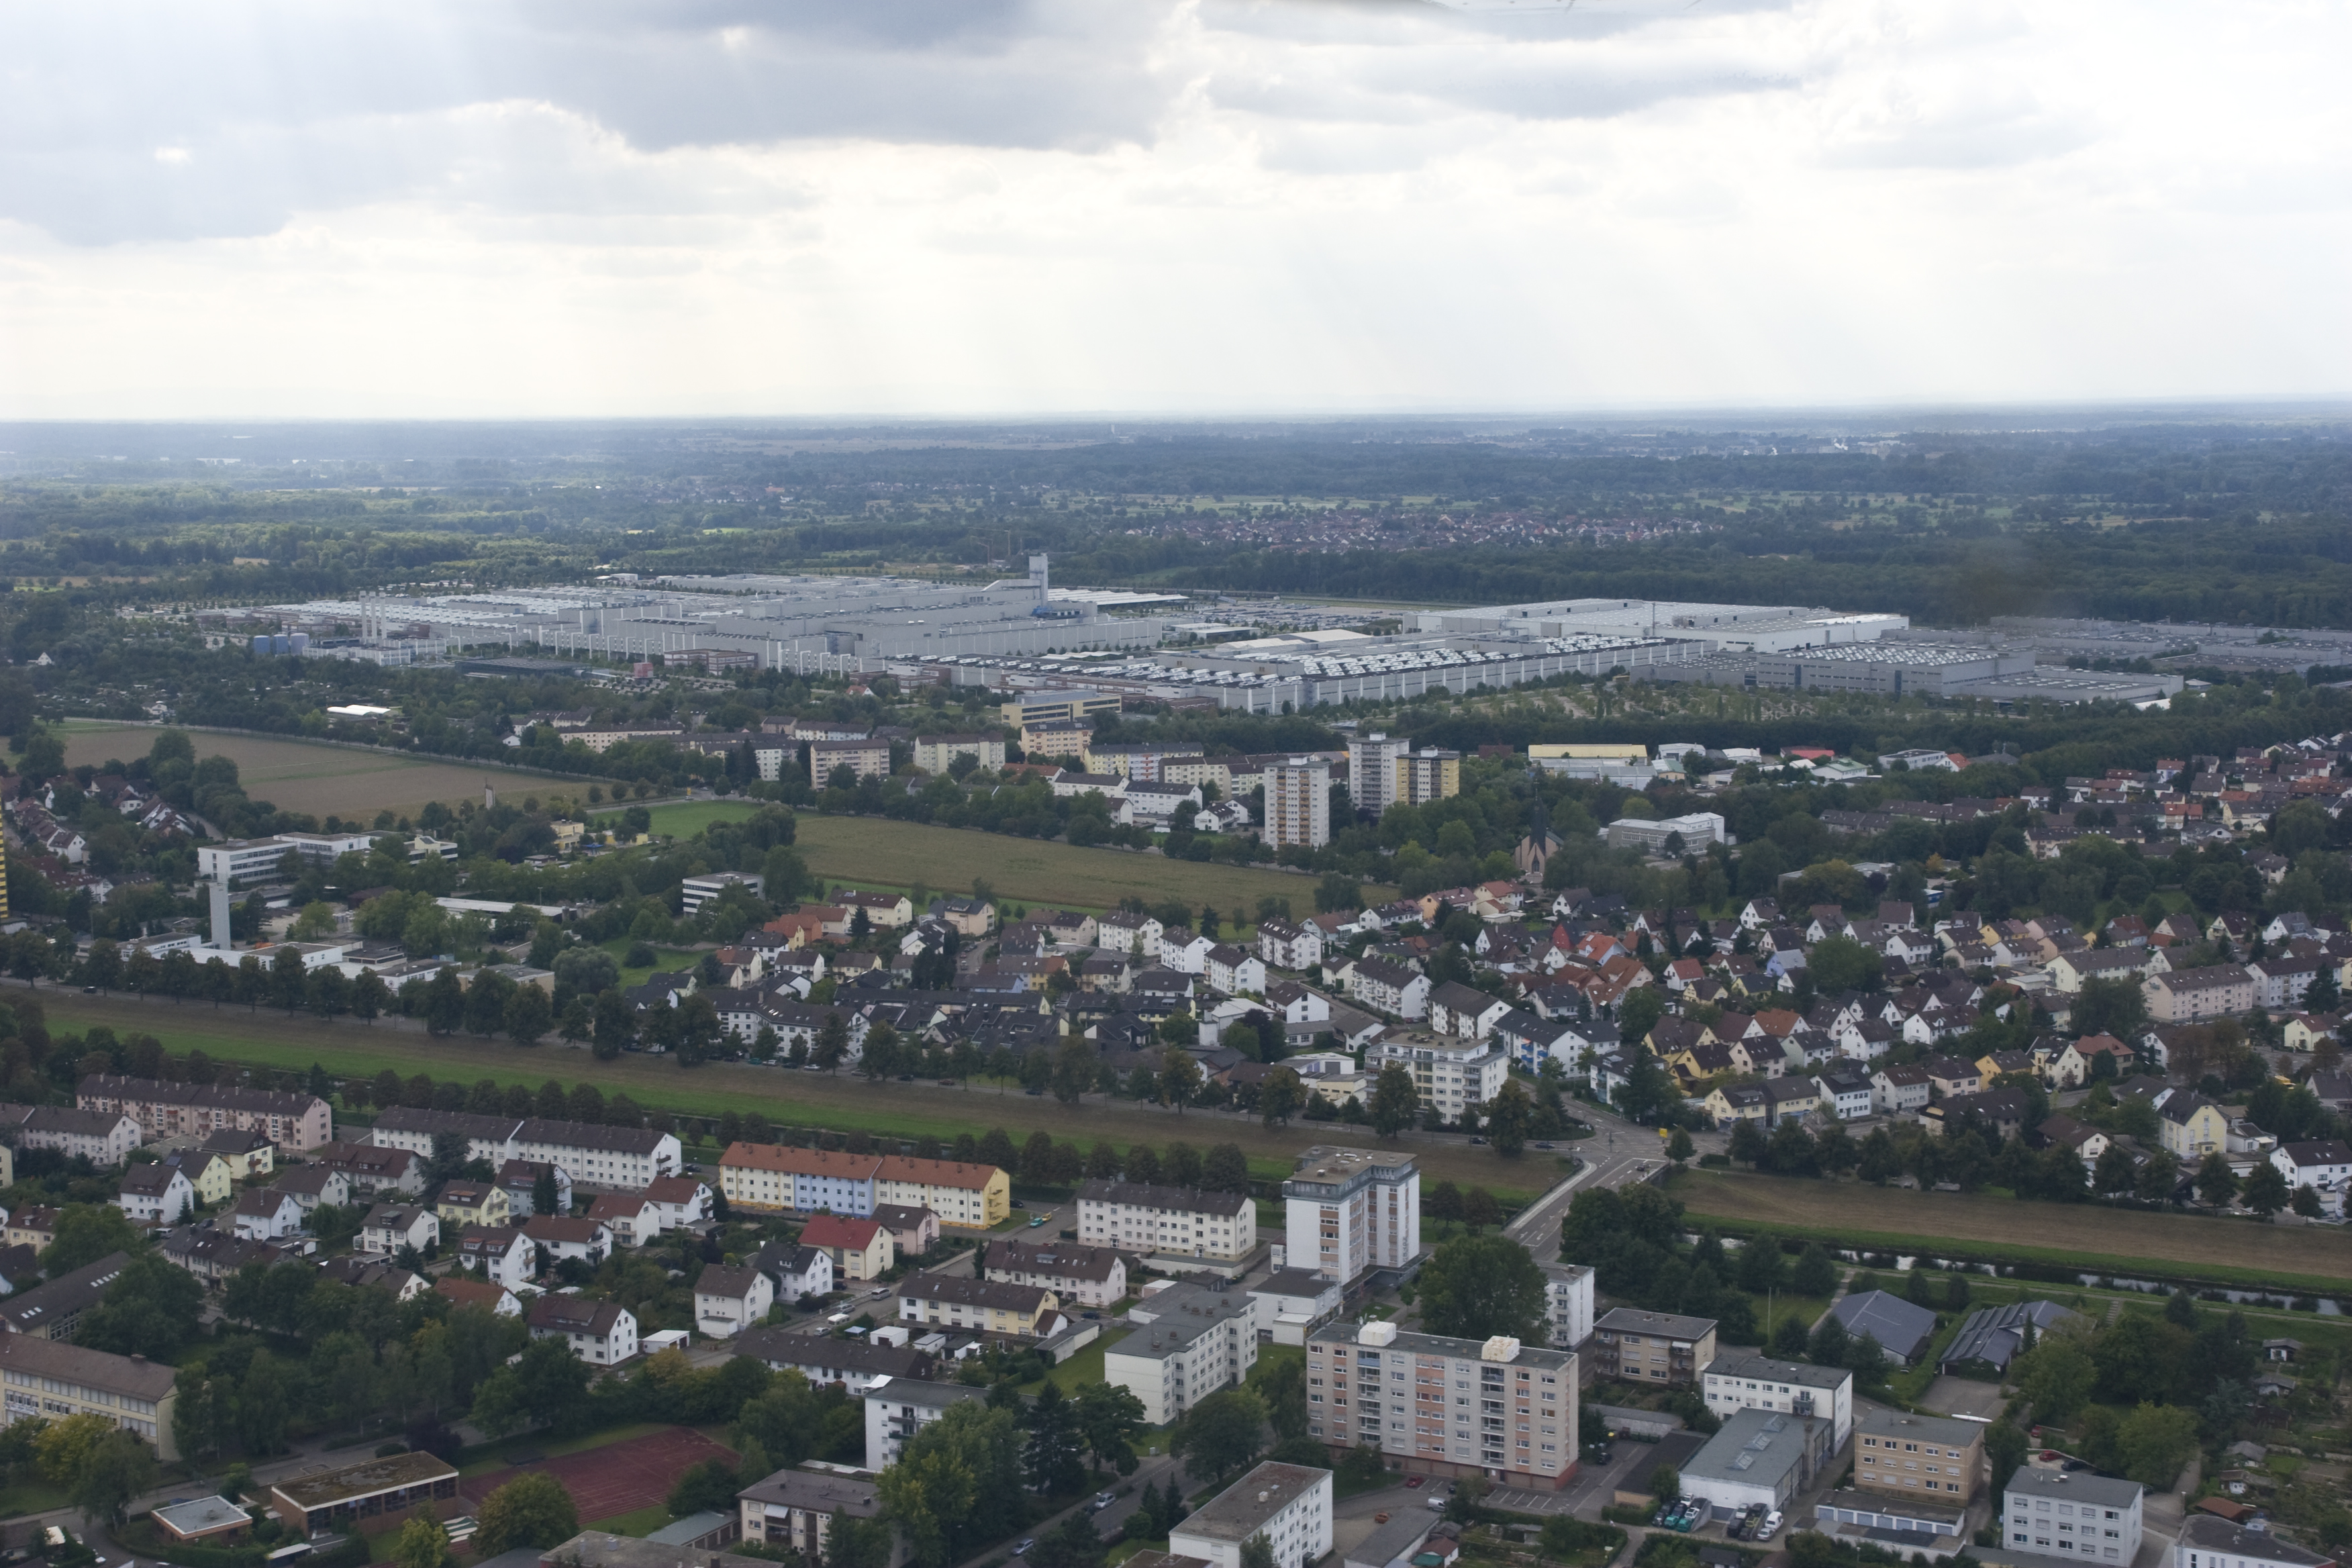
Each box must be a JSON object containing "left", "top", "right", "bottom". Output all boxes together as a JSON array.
[{"left": 1919, "top": 1375, "right": 2008, "bottom": 1420}]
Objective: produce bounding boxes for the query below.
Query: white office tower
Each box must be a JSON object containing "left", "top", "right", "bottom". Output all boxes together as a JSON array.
[
  {"left": 1266, "top": 757, "right": 1332, "bottom": 849},
  {"left": 1283, "top": 1146, "right": 1419, "bottom": 1285},
  {"left": 1346, "top": 733, "right": 1409, "bottom": 817},
  {"left": 207, "top": 879, "right": 233, "bottom": 949},
  {"left": 1029, "top": 554, "right": 1050, "bottom": 603}
]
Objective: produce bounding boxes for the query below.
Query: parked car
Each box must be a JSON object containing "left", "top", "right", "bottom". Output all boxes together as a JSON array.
[{"left": 1760, "top": 1512, "right": 1782, "bottom": 1540}]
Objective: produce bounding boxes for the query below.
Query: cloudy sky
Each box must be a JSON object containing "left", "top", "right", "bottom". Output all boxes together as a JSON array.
[{"left": 1, "top": 0, "right": 2345, "bottom": 418}]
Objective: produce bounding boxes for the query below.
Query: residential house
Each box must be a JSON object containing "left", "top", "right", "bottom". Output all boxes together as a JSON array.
[
  {"left": 456, "top": 1227, "right": 535, "bottom": 1291},
  {"left": 1923, "top": 1089, "right": 2035, "bottom": 1142},
  {"left": 115, "top": 1162, "right": 198, "bottom": 1226},
  {"left": 1871, "top": 1065, "right": 1932, "bottom": 1116},
  {"left": 522, "top": 1214, "right": 612, "bottom": 1267},
  {"left": 272, "top": 1165, "right": 349, "bottom": 1212},
  {"left": 196, "top": 1127, "right": 277, "bottom": 1181},
  {"left": 1813, "top": 1065, "right": 1875, "bottom": 1122},
  {"left": 869, "top": 1203, "right": 938, "bottom": 1259},
  {"left": 1205, "top": 945, "right": 1267, "bottom": 997},
  {"left": 744, "top": 1237, "right": 832, "bottom": 1304},
  {"left": 230, "top": 1188, "right": 305, "bottom": 1241},
  {"left": 160, "top": 1150, "right": 232, "bottom": 1209},
  {"left": 800, "top": 1214, "right": 894, "bottom": 1281},
  {"left": 434, "top": 1182, "right": 509, "bottom": 1230},
  {"left": 897, "top": 1274, "right": 1061, "bottom": 1338},
  {"left": 984, "top": 1236, "right": 1127, "bottom": 1308},
  {"left": 1921, "top": 1056, "right": 1983, "bottom": 1099},
  {"left": 693, "top": 1265, "right": 773, "bottom": 1339},
  {"left": 586, "top": 1193, "right": 663, "bottom": 1247},
  {"left": 358, "top": 1204, "right": 440, "bottom": 1255},
  {"left": 2159, "top": 1093, "right": 2231, "bottom": 1161},
  {"left": 2271, "top": 1140, "right": 2351, "bottom": 1217},
  {"left": 528, "top": 1294, "right": 638, "bottom": 1365},
  {"left": 310, "top": 1142, "right": 424, "bottom": 1197},
  {"left": 434, "top": 1277, "right": 520, "bottom": 1317}
]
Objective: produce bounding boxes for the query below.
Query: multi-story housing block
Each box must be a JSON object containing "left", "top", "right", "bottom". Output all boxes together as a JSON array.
[
  {"left": 1076, "top": 1180, "right": 1255, "bottom": 1263},
  {"left": 79, "top": 1075, "right": 332, "bottom": 1152},
  {"left": 1589, "top": 1308, "right": 1716, "bottom": 1387},
  {"left": 1307, "top": 1320, "right": 1578, "bottom": 1488},
  {"left": 1283, "top": 1146, "right": 1420, "bottom": 1287}
]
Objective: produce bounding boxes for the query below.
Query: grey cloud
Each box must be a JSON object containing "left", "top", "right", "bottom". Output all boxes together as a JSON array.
[
  {"left": 0, "top": 0, "right": 1808, "bottom": 246},
  {"left": 0, "top": 0, "right": 1176, "bottom": 244}
]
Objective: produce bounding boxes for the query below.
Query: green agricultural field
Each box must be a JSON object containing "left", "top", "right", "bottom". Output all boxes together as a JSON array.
[
  {"left": 32, "top": 991, "right": 1541, "bottom": 1202},
  {"left": 59, "top": 719, "right": 577, "bottom": 820},
  {"left": 631, "top": 799, "right": 766, "bottom": 838},
  {"left": 789, "top": 814, "right": 1389, "bottom": 920},
  {"left": 1677, "top": 1169, "right": 2352, "bottom": 1292}
]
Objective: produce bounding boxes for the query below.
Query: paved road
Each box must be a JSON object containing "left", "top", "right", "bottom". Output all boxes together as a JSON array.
[{"left": 1506, "top": 1104, "right": 1724, "bottom": 1263}]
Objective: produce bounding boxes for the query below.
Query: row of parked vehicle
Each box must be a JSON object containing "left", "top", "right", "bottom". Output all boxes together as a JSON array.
[{"left": 1648, "top": 1500, "right": 1781, "bottom": 1541}]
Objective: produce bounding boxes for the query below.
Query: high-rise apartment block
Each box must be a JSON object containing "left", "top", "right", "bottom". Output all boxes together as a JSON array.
[
  {"left": 1347, "top": 734, "right": 1409, "bottom": 816},
  {"left": 1282, "top": 1146, "right": 1418, "bottom": 1286},
  {"left": 1266, "top": 758, "right": 1331, "bottom": 849},
  {"left": 1400, "top": 748, "right": 1461, "bottom": 806},
  {"left": 1345, "top": 734, "right": 1459, "bottom": 818},
  {"left": 1306, "top": 1320, "right": 1578, "bottom": 1488}
]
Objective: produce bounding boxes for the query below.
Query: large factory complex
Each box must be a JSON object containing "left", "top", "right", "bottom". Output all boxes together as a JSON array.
[{"left": 219, "top": 562, "right": 2185, "bottom": 712}]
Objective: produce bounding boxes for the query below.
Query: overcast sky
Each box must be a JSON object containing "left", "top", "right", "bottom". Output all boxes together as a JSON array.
[{"left": 2, "top": 0, "right": 2345, "bottom": 418}]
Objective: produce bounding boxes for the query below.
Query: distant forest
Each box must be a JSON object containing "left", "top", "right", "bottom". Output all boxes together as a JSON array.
[{"left": 2, "top": 418, "right": 2350, "bottom": 628}]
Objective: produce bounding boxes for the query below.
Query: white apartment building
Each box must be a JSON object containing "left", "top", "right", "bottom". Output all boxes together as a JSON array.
[
  {"left": 1306, "top": 1320, "right": 1579, "bottom": 1489},
  {"left": 1265, "top": 758, "right": 1332, "bottom": 850},
  {"left": 2004, "top": 1468, "right": 2144, "bottom": 1565},
  {"left": 862, "top": 1375, "right": 992, "bottom": 1470},
  {"left": 1106, "top": 1281, "right": 1259, "bottom": 1426},
  {"left": 1077, "top": 1179, "right": 1256, "bottom": 1263},
  {"left": 3, "top": 1107, "right": 141, "bottom": 1167},
  {"left": 2176, "top": 1514, "right": 2334, "bottom": 1568},
  {"left": 1348, "top": 960, "right": 1431, "bottom": 1022},
  {"left": 1702, "top": 1353, "right": 1854, "bottom": 1449},
  {"left": 369, "top": 1110, "right": 681, "bottom": 1187},
  {"left": 1364, "top": 1033, "right": 1508, "bottom": 1122},
  {"left": 1539, "top": 1263, "right": 1594, "bottom": 1352},
  {"left": 1172, "top": 1463, "right": 1334, "bottom": 1568},
  {"left": 1283, "top": 1146, "right": 1420, "bottom": 1287}
]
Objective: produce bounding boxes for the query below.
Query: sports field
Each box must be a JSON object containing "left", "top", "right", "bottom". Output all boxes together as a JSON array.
[
  {"left": 789, "top": 814, "right": 1391, "bottom": 919},
  {"left": 458, "top": 1426, "right": 733, "bottom": 1522},
  {"left": 1677, "top": 1169, "right": 2352, "bottom": 1290},
  {"left": 58, "top": 721, "right": 573, "bottom": 820},
  {"left": 30, "top": 989, "right": 1537, "bottom": 1200}
]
